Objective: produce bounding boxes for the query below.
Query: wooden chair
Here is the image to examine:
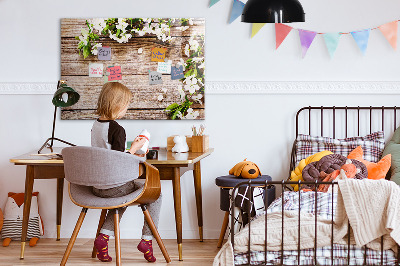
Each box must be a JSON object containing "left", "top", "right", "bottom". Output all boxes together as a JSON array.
[{"left": 60, "top": 146, "right": 171, "bottom": 265}]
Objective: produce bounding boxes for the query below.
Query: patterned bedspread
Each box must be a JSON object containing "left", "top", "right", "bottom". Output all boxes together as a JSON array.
[{"left": 234, "top": 191, "right": 397, "bottom": 265}]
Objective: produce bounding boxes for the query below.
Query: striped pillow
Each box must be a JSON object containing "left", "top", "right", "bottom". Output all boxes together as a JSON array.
[{"left": 294, "top": 131, "right": 385, "bottom": 166}]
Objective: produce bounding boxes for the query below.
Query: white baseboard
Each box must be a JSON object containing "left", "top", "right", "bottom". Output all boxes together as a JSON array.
[{"left": 1, "top": 81, "right": 400, "bottom": 94}]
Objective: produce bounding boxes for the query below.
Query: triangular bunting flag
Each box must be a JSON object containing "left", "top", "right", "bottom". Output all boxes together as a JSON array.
[
  {"left": 378, "top": 21, "right": 398, "bottom": 50},
  {"left": 298, "top": 29, "right": 317, "bottom": 58},
  {"left": 351, "top": 29, "right": 370, "bottom": 55},
  {"left": 251, "top": 23, "right": 266, "bottom": 38},
  {"left": 209, "top": 0, "right": 220, "bottom": 7},
  {"left": 323, "top": 33, "right": 341, "bottom": 58},
  {"left": 275, "top": 23, "right": 293, "bottom": 49},
  {"left": 229, "top": 0, "right": 245, "bottom": 24}
]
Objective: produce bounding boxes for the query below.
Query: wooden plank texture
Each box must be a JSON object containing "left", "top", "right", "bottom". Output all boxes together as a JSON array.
[{"left": 60, "top": 18, "right": 205, "bottom": 120}]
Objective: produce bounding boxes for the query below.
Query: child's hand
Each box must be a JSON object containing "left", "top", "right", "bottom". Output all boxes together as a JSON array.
[
  {"left": 129, "top": 137, "right": 147, "bottom": 155},
  {"left": 134, "top": 149, "right": 149, "bottom": 157}
]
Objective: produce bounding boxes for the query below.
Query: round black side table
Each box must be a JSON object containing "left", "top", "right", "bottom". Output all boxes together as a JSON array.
[{"left": 215, "top": 175, "right": 275, "bottom": 248}]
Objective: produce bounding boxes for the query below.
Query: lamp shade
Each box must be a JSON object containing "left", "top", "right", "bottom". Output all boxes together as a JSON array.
[
  {"left": 241, "top": 0, "right": 305, "bottom": 23},
  {"left": 52, "top": 83, "right": 80, "bottom": 108}
]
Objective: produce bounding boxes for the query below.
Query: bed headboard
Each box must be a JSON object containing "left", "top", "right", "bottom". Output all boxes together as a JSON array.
[{"left": 290, "top": 106, "right": 400, "bottom": 179}]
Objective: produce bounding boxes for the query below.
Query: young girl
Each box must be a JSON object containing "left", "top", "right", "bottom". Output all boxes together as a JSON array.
[{"left": 91, "top": 82, "right": 162, "bottom": 263}]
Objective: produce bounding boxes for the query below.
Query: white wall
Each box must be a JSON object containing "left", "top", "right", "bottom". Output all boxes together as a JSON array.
[{"left": 1, "top": 0, "right": 400, "bottom": 240}]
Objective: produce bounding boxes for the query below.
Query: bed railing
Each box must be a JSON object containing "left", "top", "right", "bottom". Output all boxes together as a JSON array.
[{"left": 230, "top": 180, "right": 400, "bottom": 266}]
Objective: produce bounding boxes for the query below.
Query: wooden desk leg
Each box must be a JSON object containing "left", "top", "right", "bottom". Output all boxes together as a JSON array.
[
  {"left": 56, "top": 178, "right": 64, "bottom": 241},
  {"left": 172, "top": 167, "right": 183, "bottom": 261},
  {"left": 193, "top": 161, "right": 203, "bottom": 242},
  {"left": 20, "top": 165, "right": 35, "bottom": 259}
]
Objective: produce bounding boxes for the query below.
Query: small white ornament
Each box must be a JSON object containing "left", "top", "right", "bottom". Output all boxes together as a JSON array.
[
  {"left": 158, "top": 95, "right": 164, "bottom": 101},
  {"left": 138, "top": 48, "right": 143, "bottom": 54},
  {"left": 172, "top": 135, "right": 189, "bottom": 153}
]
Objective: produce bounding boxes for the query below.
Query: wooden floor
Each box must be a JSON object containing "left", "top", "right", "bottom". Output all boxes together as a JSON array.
[{"left": 0, "top": 239, "right": 221, "bottom": 265}]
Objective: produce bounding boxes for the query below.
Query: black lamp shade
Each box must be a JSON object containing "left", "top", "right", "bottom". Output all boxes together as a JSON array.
[
  {"left": 241, "top": 0, "right": 305, "bottom": 23},
  {"left": 52, "top": 83, "right": 80, "bottom": 108}
]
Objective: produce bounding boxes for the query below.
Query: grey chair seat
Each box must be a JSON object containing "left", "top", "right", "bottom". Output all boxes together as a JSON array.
[{"left": 69, "top": 180, "right": 145, "bottom": 208}]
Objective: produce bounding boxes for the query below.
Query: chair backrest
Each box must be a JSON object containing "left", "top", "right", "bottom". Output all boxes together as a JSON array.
[{"left": 62, "top": 146, "right": 145, "bottom": 187}]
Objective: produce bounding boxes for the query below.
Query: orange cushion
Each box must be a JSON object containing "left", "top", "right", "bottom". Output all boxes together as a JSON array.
[{"left": 348, "top": 146, "right": 391, "bottom": 180}]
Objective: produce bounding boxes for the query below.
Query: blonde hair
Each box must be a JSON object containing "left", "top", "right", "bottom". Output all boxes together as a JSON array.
[{"left": 96, "top": 82, "right": 132, "bottom": 120}]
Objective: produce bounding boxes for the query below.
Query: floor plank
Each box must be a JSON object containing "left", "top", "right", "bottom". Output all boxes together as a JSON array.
[{"left": 0, "top": 239, "right": 221, "bottom": 265}]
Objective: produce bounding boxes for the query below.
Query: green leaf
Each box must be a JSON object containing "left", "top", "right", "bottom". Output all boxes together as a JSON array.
[
  {"left": 83, "top": 45, "right": 91, "bottom": 59},
  {"left": 165, "top": 103, "right": 179, "bottom": 111}
]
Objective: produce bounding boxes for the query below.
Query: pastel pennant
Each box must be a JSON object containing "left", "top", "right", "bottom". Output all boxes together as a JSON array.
[
  {"left": 209, "top": 0, "right": 220, "bottom": 7},
  {"left": 351, "top": 29, "right": 370, "bottom": 55},
  {"left": 251, "top": 23, "right": 266, "bottom": 38},
  {"left": 378, "top": 21, "right": 398, "bottom": 50},
  {"left": 275, "top": 23, "right": 293, "bottom": 49},
  {"left": 323, "top": 33, "right": 341, "bottom": 58},
  {"left": 298, "top": 29, "right": 317, "bottom": 58},
  {"left": 229, "top": 0, "right": 245, "bottom": 24}
]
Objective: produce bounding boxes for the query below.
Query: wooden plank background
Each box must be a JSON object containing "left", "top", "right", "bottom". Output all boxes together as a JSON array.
[{"left": 60, "top": 18, "right": 205, "bottom": 120}]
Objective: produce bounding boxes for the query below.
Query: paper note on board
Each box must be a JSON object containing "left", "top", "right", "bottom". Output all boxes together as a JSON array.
[
  {"left": 149, "top": 71, "right": 163, "bottom": 85},
  {"left": 171, "top": 65, "right": 184, "bottom": 80},
  {"left": 151, "top": 48, "right": 167, "bottom": 62},
  {"left": 157, "top": 60, "right": 172, "bottom": 74},
  {"left": 98, "top": 47, "right": 112, "bottom": 60},
  {"left": 89, "top": 63, "right": 103, "bottom": 77},
  {"left": 107, "top": 66, "right": 122, "bottom": 81}
]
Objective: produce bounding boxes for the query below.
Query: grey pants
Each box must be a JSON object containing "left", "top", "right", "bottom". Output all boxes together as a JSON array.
[{"left": 92, "top": 180, "right": 162, "bottom": 240}]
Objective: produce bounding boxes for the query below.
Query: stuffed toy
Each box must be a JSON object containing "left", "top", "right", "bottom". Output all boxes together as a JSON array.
[
  {"left": 289, "top": 150, "right": 333, "bottom": 191},
  {"left": 1, "top": 192, "right": 44, "bottom": 247},
  {"left": 317, "top": 160, "right": 360, "bottom": 193},
  {"left": 172, "top": 135, "right": 189, "bottom": 153},
  {"left": 229, "top": 159, "right": 261, "bottom": 179},
  {"left": 301, "top": 154, "right": 368, "bottom": 191},
  {"left": 348, "top": 146, "right": 391, "bottom": 180}
]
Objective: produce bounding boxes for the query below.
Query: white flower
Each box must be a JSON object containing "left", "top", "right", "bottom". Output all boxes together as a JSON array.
[
  {"left": 116, "top": 18, "right": 129, "bottom": 32},
  {"left": 185, "top": 108, "right": 199, "bottom": 119},
  {"left": 198, "top": 62, "right": 205, "bottom": 69},
  {"left": 138, "top": 48, "right": 143, "bottom": 54},
  {"left": 178, "top": 26, "right": 189, "bottom": 31},
  {"left": 189, "top": 39, "right": 199, "bottom": 51},
  {"left": 178, "top": 58, "right": 187, "bottom": 67},
  {"left": 192, "top": 57, "right": 204, "bottom": 63},
  {"left": 192, "top": 94, "right": 203, "bottom": 104},
  {"left": 176, "top": 111, "right": 183, "bottom": 119},
  {"left": 161, "top": 87, "right": 168, "bottom": 93},
  {"left": 158, "top": 95, "right": 164, "bottom": 101},
  {"left": 184, "top": 44, "right": 190, "bottom": 57},
  {"left": 177, "top": 85, "right": 186, "bottom": 101},
  {"left": 90, "top": 18, "right": 106, "bottom": 33},
  {"left": 91, "top": 43, "right": 102, "bottom": 55}
]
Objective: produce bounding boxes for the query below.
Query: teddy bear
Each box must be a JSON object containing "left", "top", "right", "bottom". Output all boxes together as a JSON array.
[
  {"left": 229, "top": 159, "right": 261, "bottom": 179},
  {"left": 172, "top": 135, "right": 189, "bottom": 153},
  {"left": 1, "top": 192, "right": 44, "bottom": 247}
]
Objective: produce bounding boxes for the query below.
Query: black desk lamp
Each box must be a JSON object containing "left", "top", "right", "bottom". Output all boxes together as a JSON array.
[
  {"left": 241, "top": 0, "right": 305, "bottom": 23},
  {"left": 38, "top": 80, "right": 80, "bottom": 154}
]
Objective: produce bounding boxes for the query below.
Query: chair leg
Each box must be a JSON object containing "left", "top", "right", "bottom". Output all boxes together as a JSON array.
[
  {"left": 60, "top": 208, "right": 88, "bottom": 266},
  {"left": 92, "top": 209, "right": 108, "bottom": 258},
  {"left": 217, "top": 211, "right": 230, "bottom": 248},
  {"left": 114, "top": 209, "right": 121, "bottom": 266},
  {"left": 141, "top": 205, "right": 171, "bottom": 263}
]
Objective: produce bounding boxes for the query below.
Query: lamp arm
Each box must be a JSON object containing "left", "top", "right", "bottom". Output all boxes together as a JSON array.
[{"left": 50, "top": 105, "right": 57, "bottom": 148}]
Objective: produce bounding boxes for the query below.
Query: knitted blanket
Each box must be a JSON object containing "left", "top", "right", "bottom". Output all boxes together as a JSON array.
[{"left": 213, "top": 179, "right": 400, "bottom": 266}]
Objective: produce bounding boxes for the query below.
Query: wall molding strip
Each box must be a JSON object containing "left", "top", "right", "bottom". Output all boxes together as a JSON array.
[{"left": 1, "top": 81, "right": 400, "bottom": 95}]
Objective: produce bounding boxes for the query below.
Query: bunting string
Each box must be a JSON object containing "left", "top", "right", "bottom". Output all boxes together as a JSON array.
[{"left": 209, "top": 0, "right": 400, "bottom": 58}]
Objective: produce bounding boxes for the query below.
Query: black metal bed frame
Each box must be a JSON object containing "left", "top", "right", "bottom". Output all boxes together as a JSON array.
[{"left": 230, "top": 106, "right": 400, "bottom": 266}]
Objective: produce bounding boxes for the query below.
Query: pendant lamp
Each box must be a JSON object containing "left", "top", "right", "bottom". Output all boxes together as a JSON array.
[
  {"left": 241, "top": 0, "right": 305, "bottom": 23},
  {"left": 38, "top": 80, "right": 80, "bottom": 154}
]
